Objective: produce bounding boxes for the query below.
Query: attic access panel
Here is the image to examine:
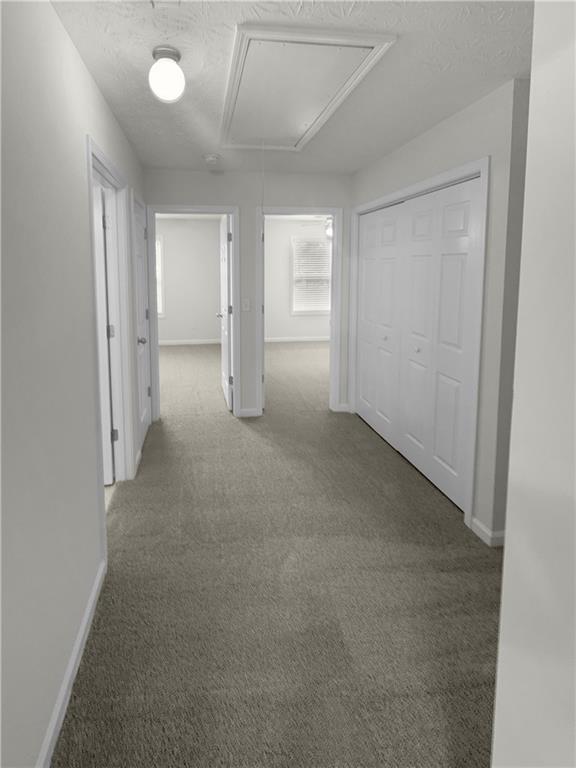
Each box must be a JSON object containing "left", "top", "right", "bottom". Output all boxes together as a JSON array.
[{"left": 221, "top": 26, "right": 396, "bottom": 152}]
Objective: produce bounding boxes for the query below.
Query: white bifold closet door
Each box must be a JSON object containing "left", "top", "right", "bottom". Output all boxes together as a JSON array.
[{"left": 357, "top": 178, "right": 484, "bottom": 513}]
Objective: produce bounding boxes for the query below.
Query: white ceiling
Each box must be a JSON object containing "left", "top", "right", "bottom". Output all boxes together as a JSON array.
[{"left": 54, "top": 1, "right": 533, "bottom": 174}]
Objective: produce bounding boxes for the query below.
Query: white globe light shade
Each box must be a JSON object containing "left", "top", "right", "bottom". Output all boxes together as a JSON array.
[{"left": 148, "top": 56, "right": 185, "bottom": 103}]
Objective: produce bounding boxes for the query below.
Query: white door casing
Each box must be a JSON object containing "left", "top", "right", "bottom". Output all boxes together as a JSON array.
[
  {"left": 92, "top": 182, "right": 115, "bottom": 485},
  {"left": 219, "top": 214, "right": 233, "bottom": 410},
  {"left": 133, "top": 198, "right": 152, "bottom": 451},
  {"left": 356, "top": 177, "right": 484, "bottom": 514}
]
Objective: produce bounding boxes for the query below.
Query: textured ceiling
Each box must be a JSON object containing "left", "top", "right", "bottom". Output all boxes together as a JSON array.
[{"left": 54, "top": 1, "right": 533, "bottom": 173}]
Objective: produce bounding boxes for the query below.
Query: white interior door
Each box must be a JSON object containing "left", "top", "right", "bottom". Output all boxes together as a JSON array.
[
  {"left": 133, "top": 199, "right": 152, "bottom": 451},
  {"left": 357, "top": 207, "right": 404, "bottom": 444},
  {"left": 93, "top": 182, "right": 114, "bottom": 485},
  {"left": 399, "top": 179, "right": 483, "bottom": 509},
  {"left": 219, "top": 214, "right": 233, "bottom": 410},
  {"left": 356, "top": 177, "right": 483, "bottom": 513}
]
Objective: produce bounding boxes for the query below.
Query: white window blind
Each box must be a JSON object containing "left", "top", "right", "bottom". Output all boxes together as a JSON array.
[{"left": 291, "top": 237, "right": 331, "bottom": 314}]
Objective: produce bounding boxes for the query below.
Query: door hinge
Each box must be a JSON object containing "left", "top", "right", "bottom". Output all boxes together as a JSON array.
[
  {"left": 227, "top": 231, "right": 232, "bottom": 243},
  {"left": 147, "top": 385, "right": 151, "bottom": 397},
  {"left": 228, "top": 375, "right": 233, "bottom": 386},
  {"left": 107, "top": 324, "right": 115, "bottom": 339},
  {"left": 261, "top": 231, "right": 265, "bottom": 243},
  {"left": 144, "top": 227, "right": 148, "bottom": 241},
  {"left": 228, "top": 305, "right": 233, "bottom": 315},
  {"left": 262, "top": 374, "right": 265, "bottom": 383},
  {"left": 102, "top": 213, "right": 107, "bottom": 231},
  {"left": 111, "top": 428, "right": 119, "bottom": 442},
  {"left": 145, "top": 308, "right": 149, "bottom": 320}
]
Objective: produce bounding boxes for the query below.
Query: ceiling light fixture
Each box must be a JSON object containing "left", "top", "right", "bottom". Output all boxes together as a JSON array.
[{"left": 149, "top": 46, "right": 185, "bottom": 104}]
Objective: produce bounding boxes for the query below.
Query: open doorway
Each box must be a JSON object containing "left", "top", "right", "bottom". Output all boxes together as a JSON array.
[
  {"left": 149, "top": 209, "right": 239, "bottom": 419},
  {"left": 88, "top": 140, "right": 137, "bottom": 508},
  {"left": 262, "top": 212, "right": 335, "bottom": 413}
]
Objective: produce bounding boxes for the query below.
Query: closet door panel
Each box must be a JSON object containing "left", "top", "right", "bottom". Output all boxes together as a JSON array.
[
  {"left": 428, "top": 181, "right": 482, "bottom": 509},
  {"left": 357, "top": 208, "right": 403, "bottom": 444},
  {"left": 355, "top": 176, "right": 483, "bottom": 516},
  {"left": 398, "top": 197, "right": 437, "bottom": 471}
]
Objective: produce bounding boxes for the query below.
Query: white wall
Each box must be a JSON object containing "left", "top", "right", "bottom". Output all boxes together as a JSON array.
[
  {"left": 157, "top": 218, "right": 221, "bottom": 344},
  {"left": 352, "top": 79, "right": 530, "bottom": 543},
  {"left": 265, "top": 217, "right": 331, "bottom": 341},
  {"left": 145, "top": 170, "right": 351, "bottom": 412},
  {"left": 1, "top": 4, "right": 144, "bottom": 766},
  {"left": 492, "top": 3, "right": 575, "bottom": 764}
]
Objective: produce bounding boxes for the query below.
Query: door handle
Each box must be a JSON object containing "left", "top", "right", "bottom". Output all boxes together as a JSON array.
[
  {"left": 216, "top": 312, "right": 224, "bottom": 318},
  {"left": 137, "top": 337, "right": 147, "bottom": 345}
]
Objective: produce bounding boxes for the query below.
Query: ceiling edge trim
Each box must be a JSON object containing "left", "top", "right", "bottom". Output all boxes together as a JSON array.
[{"left": 220, "top": 24, "right": 397, "bottom": 153}]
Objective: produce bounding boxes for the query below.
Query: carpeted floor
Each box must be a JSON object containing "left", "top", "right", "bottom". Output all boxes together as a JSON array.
[{"left": 52, "top": 342, "right": 503, "bottom": 768}]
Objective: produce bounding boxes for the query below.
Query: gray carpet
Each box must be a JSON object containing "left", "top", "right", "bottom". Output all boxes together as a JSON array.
[{"left": 52, "top": 342, "right": 502, "bottom": 767}]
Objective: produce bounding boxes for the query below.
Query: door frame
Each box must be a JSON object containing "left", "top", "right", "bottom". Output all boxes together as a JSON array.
[
  {"left": 87, "top": 138, "right": 136, "bottom": 496},
  {"left": 146, "top": 205, "right": 241, "bottom": 419},
  {"left": 131, "top": 193, "right": 153, "bottom": 469},
  {"left": 348, "top": 157, "right": 490, "bottom": 527},
  {"left": 256, "top": 206, "right": 345, "bottom": 413}
]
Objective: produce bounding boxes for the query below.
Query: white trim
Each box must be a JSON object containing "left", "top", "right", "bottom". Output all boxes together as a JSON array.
[
  {"left": 235, "top": 408, "right": 261, "bottom": 418},
  {"left": 146, "top": 209, "right": 161, "bottom": 423},
  {"left": 87, "top": 136, "right": 138, "bottom": 561},
  {"left": 159, "top": 339, "right": 220, "bottom": 346},
  {"left": 87, "top": 138, "right": 136, "bottom": 485},
  {"left": 147, "top": 206, "right": 241, "bottom": 418},
  {"left": 257, "top": 206, "right": 344, "bottom": 414},
  {"left": 352, "top": 159, "right": 488, "bottom": 217},
  {"left": 221, "top": 25, "right": 396, "bottom": 152},
  {"left": 348, "top": 158, "right": 490, "bottom": 534},
  {"left": 330, "top": 402, "right": 353, "bottom": 413},
  {"left": 88, "top": 137, "right": 126, "bottom": 190},
  {"left": 117, "top": 188, "right": 137, "bottom": 480},
  {"left": 471, "top": 518, "right": 505, "bottom": 548},
  {"left": 155, "top": 233, "right": 166, "bottom": 317},
  {"left": 35, "top": 559, "right": 107, "bottom": 768},
  {"left": 265, "top": 336, "right": 330, "bottom": 343}
]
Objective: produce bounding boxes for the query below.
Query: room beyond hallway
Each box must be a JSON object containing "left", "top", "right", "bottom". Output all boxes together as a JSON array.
[
  {"left": 53, "top": 344, "right": 503, "bottom": 767},
  {"left": 264, "top": 341, "right": 329, "bottom": 412}
]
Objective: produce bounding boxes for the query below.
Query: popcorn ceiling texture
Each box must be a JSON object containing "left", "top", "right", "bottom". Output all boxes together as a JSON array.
[{"left": 53, "top": 1, "right": 533, "bottom": 173}]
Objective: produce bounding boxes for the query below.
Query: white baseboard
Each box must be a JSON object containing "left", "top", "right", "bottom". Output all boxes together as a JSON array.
[
  {"left": 159, "top": 339, "right": 220, "bottom": 346},
  {"left": 471, "top": 518, "right": 505, "bottom": 547},
  {"left": 236, "top": 408, "right": 262, "bottom": 418},
  {"left": 330, "top": 402, "right": 352, "bottom": 412},
  {"left": 36, "top": 559, "right": 107, "bottom": 768},
  {"left": 265, "top": 336, "right": 330, "bottom": 343}
]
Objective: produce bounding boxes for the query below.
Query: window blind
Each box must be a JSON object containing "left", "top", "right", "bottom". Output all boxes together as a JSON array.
[{"left": 291, "top": 237, "right": 331, "bottom": 314}]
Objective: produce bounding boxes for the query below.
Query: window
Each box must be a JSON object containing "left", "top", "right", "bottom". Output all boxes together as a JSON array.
[
  {"left": 155, "top": 236, "right": 165, "bottom": 316},
  {"left": 291, "top": 236, "right": 331, "bottom": 315}
]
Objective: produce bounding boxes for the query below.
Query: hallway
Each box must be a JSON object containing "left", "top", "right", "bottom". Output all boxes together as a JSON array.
[{"left": 53, "top": 344, "right": 502, "bottom": 767}]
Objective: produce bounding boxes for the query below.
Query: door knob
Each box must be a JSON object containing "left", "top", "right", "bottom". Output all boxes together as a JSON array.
[
  {"left": 216, "top": 312, "right": 224, "bottom": 318},
  {"left": 137, "top": 337, "right": 147, "bottom": 345},
  {"left": 414, "top": 346, "right": 421, "bottom": 353}
]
